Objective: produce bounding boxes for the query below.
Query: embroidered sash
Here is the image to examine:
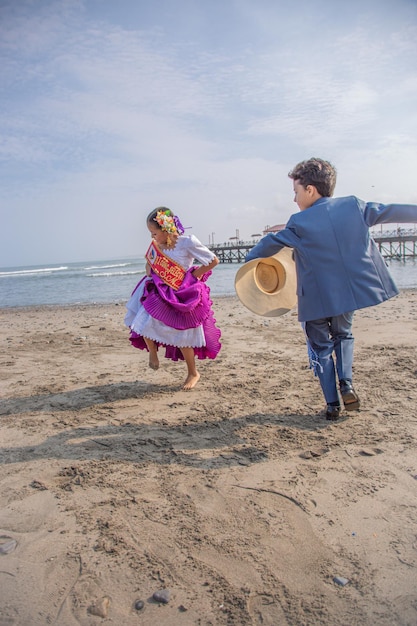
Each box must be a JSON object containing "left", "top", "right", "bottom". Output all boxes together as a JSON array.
[{"left": 145, "top": 240, "right": 186, "bottom": 290}]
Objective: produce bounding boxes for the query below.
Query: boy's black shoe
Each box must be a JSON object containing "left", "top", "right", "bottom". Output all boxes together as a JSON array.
[
  {"left": 326, "top": 404, "right": 341, "bottom": 420},
  {"left": 340, "top": 380, "right": 360, "bottom": 411}
]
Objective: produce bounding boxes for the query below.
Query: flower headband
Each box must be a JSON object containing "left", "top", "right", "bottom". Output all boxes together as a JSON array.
[{"left": 155, "top": 209, "right": 185, "bottom": 236}]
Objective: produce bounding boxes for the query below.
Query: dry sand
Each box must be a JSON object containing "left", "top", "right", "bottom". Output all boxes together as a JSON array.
[{"left": 1, "top": 290, "right": 417, "bottom": 625}]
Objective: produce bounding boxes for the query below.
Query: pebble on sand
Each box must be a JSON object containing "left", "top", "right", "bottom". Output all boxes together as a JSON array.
[
  {"left": 0, "top": 537, "right": 17, "bottom": 555},
  {"left": 153, "top": 589, "right": 171, "bottom": 604},
  {"left": 87, "top": 596, "right": 111, "bottom": 618}
]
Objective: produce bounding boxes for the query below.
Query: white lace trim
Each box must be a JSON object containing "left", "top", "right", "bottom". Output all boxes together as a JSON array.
[{"left": 131, "top": 310, "right": 206, "bottom": 347}]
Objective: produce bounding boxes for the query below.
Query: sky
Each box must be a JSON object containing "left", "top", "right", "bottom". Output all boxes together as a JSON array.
[{"left": 1, "top": 0, "right": 417, "bottom": 267}]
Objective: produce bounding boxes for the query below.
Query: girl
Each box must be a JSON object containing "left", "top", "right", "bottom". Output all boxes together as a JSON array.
[{"left": 125, "top": 207, "right": 221, "bottom": 389}]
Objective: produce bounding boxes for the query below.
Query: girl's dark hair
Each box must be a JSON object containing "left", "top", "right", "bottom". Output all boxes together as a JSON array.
[
  {"left": 146, "top": 206, "right": 171, "bottom": 229},
  {"left": 288, "top": 158, "right": 337, "bottom": 197}
]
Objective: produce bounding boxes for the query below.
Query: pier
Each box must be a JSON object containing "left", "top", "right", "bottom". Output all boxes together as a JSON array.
[
  {"left": 209, "top": 241, "right": 255, "bottom": 263},
  {"left": 209, "top": 229, "right": 417, "bottom": 263},
  {"left": 372, "top": 228, "right": 417, "bottom": 260}
]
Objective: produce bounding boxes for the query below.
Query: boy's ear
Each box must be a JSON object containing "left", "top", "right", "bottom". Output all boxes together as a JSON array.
[{"left": 307, "top": 184, "right": 321, "bottom": 199}]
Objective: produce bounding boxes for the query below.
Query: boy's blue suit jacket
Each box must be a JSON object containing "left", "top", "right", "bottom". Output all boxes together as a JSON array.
[{"left": 245, "top": 196, "right": 417, "bottom": 322}]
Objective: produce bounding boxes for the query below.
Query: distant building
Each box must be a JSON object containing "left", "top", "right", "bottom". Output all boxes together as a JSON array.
[{"left": 263, "top": 224, "right": 286, "bottom": 235}]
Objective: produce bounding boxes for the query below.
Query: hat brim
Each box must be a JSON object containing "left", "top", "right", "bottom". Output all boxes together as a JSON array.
[{"left": 234, "top": 247, "right": 297, "bottom": 317}]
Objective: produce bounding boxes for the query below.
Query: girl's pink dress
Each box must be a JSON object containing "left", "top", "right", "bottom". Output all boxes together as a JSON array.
[{"left": 124, "top": 234, "right": 221, "bottom": 361}]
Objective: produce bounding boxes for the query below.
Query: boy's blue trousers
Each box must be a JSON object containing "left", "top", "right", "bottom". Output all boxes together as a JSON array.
[{"left": 304, "top": 311, "right": 355, "bottom": 405}]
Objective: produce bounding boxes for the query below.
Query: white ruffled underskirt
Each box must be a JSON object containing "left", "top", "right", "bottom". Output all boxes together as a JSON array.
[{"left": 125, "top": 278, "right": 206, "bottom": 348}]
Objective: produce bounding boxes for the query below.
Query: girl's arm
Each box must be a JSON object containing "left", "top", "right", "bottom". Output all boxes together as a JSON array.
[
  {"left": 192, "top": 255, "right": 219, "bottom": 280},
  {"left": 146, "top": 261, "right": 152, "bottom": 277}
]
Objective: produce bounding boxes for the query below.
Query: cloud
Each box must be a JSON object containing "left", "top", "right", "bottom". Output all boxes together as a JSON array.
[{"left": 0, "top": 0, "right": 417, "bottom": 266}]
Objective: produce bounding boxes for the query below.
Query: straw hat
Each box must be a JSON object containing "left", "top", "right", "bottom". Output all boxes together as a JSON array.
[{"left": 234, "top": 247, "right": 297, "bottom": 317}]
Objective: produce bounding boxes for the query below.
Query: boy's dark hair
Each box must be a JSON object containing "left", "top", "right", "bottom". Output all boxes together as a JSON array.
[
  {"left": 146, "top": 207, "right": 170, "bottom": 229},
  {"left": 288, "top": 158, "right": 337, "bottom": 197}
]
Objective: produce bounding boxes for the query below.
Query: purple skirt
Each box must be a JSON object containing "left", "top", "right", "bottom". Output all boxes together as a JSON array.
[{"left": 128, "top": 268, "right": 221, "bottom": 362}]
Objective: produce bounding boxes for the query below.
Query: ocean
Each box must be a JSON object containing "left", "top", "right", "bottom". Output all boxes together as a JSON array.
[
  {"left": 1, "top": 256, "right": 417, "bottom": 309},
  {"left": 0, "top": 257, "right": 237, "bottom": 308}
]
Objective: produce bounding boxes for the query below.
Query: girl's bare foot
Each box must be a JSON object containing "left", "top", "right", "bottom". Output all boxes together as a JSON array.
[
  {"left": 148, "top": 353, "right": 159, "bottom": 370},
  {"left": 182, "top": 372, "right": 200, "bottom": 390},
  {"left": 144, "top": 338, "right": 159, "bottom": 370}
]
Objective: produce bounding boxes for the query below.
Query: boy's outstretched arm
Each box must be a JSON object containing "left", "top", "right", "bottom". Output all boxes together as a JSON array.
[
  {"left": 363, "top": 201, "right": 417, "bottom": 227},
  {"left": 245, "top": 228, "right": 298, "bottom": 262}
]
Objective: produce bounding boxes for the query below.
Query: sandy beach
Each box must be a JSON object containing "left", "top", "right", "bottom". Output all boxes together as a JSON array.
[{"left": 1, "top": 290, "right": 417, "bottom": 625}]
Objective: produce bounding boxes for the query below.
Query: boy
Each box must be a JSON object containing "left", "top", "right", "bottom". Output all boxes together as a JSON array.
[{"left": 246, "top": 158, "right": 417, "bottom": 419}]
